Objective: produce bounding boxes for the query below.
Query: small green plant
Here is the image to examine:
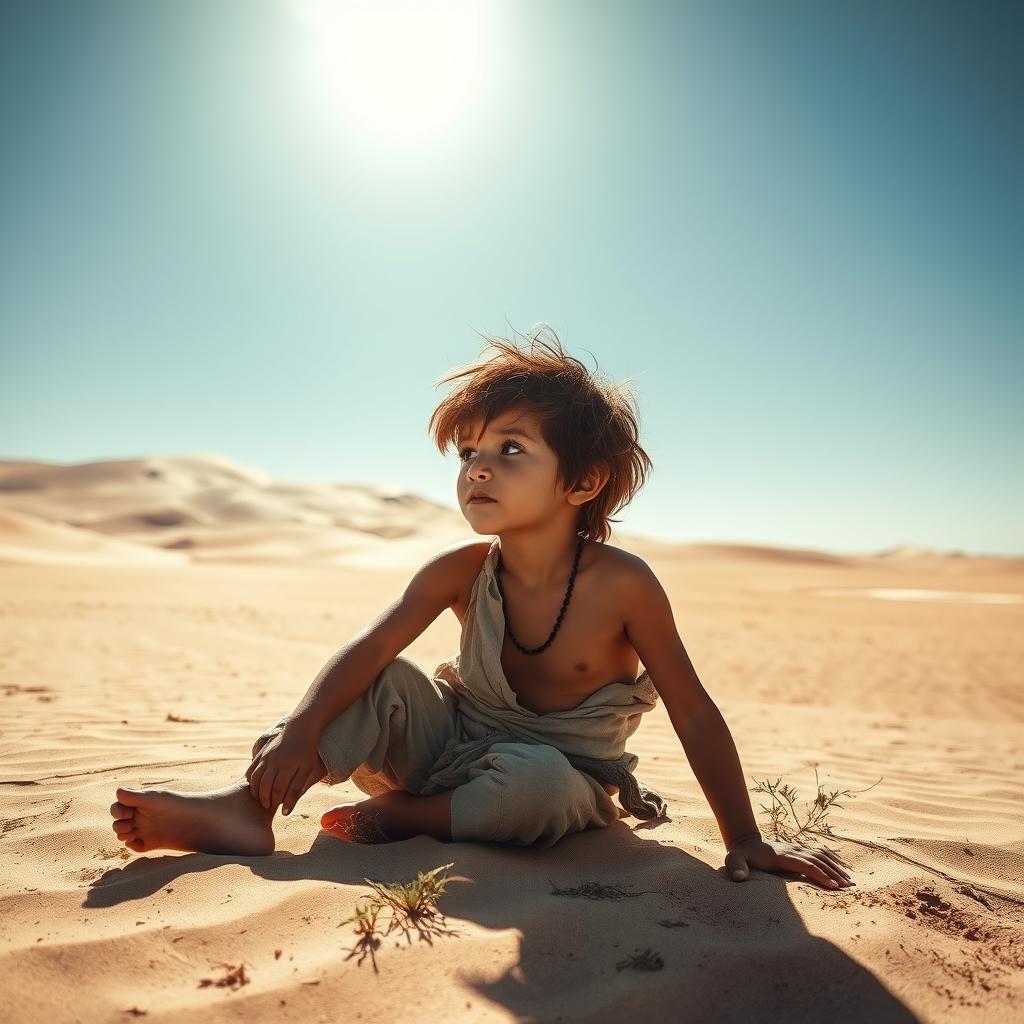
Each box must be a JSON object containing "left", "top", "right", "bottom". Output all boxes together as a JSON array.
[
  {"left": 338, "top": 862, "right": 459, "bottom": 972},
  {"left": 339, "top": 898, "right": 385, "bottom": 971},
  {"left": 750, "top": 762, "right": 881, "bottom": 844},
  {"left": 362, "top": 861, "right": 455, "bottom": 923}
]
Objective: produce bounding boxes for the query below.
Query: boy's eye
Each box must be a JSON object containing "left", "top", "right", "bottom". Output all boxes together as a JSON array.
[{"left": 458, "top": 440, "right": 523, "bottom": 461}]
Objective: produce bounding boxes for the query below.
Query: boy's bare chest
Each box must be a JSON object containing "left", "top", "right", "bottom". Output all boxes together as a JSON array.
[{"left": 454, "top": 562, "right": 641, "bottom": 715}]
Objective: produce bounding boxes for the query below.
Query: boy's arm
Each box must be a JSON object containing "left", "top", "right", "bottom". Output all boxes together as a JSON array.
[
  {"left": 285, "top": 542, "right": 476, "bottom": 738},
  {"left": 618, "top": 558, "right": 761, "bottom": 851}
]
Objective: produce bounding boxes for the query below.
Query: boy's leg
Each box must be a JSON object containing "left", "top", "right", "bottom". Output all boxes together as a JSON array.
[
  {"left": 320, "top": 788, "right": 455, "bottom": 843},
  {"left": 110, "top": 656, "right": 460, "bottom": 855},
  {"left": 314, "top": 655, "right": 462, "bottom": 795},
  {"left": 110, "top": 779, "right": 278, "bottom": 856},
  {"left": 447, "top": 741, "right": 620, "bottom": 849},
  {"left": 316, "top": 655, "right": 464, "bottom": 842}
]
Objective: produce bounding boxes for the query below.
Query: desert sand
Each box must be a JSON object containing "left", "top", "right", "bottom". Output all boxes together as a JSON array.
[{"left": 1, "top": 455, "right": 1022, "bottom": 1023}]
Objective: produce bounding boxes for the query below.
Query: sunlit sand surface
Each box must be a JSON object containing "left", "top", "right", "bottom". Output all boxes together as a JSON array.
[
  {"left": 2, "top": 455, "right": 1022, "bottom": 1022},
  {"left": 815, "top": 588, "right": 1024, "bottom": 605}
]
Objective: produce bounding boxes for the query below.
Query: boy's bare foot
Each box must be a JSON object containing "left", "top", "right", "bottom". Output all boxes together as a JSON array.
[
  {"left": 321, "top": 789, "right": 453, "bottom": 843},
  {"left": 109, "top": 779, "right": 275, "bottom": 856}
]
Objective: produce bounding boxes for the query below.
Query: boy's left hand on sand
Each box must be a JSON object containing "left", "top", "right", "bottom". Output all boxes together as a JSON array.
[{"left": 724, "top": 836, "right": 855, "bottom": 889}]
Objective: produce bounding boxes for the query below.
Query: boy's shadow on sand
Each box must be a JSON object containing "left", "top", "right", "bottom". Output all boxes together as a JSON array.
[{"left": 85, "top": 816, "right": 918, "bottom": 1023}]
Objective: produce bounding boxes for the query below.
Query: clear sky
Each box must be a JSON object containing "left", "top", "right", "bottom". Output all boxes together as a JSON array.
[{"left": 1, "top": 0, "right": 1020, "bottom": 556}]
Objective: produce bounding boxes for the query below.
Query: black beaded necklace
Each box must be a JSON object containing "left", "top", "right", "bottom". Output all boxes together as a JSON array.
[{"left": 495, "top": 538, "right": 585, "bottom": 656}]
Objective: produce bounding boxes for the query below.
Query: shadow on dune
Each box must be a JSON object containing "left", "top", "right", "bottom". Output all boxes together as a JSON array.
[{"left": 85, "top": 815, "right": 918, "bottom": 1023}]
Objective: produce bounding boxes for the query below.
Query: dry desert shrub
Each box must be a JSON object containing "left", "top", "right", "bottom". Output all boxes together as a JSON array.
[
  {"left": 547, "top": 879, "right": 652, "bottom": 900},
  {"left": 750, "top": 762, "right": 881, "bottom": 843}
]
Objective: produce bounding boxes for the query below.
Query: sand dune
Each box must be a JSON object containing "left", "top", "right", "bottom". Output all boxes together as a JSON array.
[
  {"left": 0, "top": 455, "right": 469, "bottom": 568},
  {"left": 0, "top": 508, "right": 188, "bottom": 567},
  {"left": 2, "top": 455, "right": 1022, "bottom": 1022}
]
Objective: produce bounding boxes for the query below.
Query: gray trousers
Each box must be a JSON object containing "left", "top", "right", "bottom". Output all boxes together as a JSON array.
[{"left": 253, "top": 655, "right": 620, "bottom": 848}]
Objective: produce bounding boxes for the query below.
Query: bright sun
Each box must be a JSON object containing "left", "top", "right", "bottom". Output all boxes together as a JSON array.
[{"left": 287, "top": 0, "right": 493, "bottom": 148}]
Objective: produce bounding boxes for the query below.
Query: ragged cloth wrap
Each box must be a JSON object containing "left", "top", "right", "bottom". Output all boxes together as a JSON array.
[{"left": 419, "top": 538, "right": 668, "bottom": 821}]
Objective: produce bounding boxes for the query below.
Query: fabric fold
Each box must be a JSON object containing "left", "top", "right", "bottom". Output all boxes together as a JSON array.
[{"left": 420, "top": 537, "right": 668, "bottom": 821}]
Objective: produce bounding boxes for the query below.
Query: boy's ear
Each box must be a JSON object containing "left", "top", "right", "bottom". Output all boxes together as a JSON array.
[{"left": 566, "top": 463, "right": 610, "bottom": 507}]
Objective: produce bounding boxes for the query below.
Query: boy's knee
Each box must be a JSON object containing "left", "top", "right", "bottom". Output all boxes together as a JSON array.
[
  {"left": 251, "top": 715, "right": 290, "bottom": 759},
  {"left": 452, "top": 743, "right": 592, "bottom": 847},
  {"left": 505, "top": 743, "right": 578, "bottom": 797},
  {"left": 370, "top": 655, "right": 427, "bottom": 698}
]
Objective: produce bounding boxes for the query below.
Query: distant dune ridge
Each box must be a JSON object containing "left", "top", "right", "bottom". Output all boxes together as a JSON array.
[
  {"left": 0, "top": 455, "right": 468, "bottom": 567},
  {"left": 0, "top": 455, "right": 1018, "bottom": 573}
]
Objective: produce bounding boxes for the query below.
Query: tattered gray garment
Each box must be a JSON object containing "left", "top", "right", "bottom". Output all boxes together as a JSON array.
[{"left": 421, "top": 538, "right": 668, "bottom": 821}]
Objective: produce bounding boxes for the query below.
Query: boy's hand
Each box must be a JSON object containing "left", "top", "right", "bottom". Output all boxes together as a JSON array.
[
  {"left": 245, "top": 723, "right": 326, "bottom": 815},
  {"left": 724, "top": 836, "right": 855, "bottom": 890}
]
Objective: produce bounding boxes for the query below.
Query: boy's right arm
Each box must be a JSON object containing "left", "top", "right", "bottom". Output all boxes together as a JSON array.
[
  {"left": 245, "top": 541, "right": 483, "bottom": 813},
  {"left": 287, "top": 541, "right": 476, "bottom": 735}
]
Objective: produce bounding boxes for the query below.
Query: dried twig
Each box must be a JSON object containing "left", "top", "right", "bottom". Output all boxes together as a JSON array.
[
  {"left": 548, "top": 879, "right": 653, "bottom": 900},
  {"left": 616, "top": 947, "right": 664, "bottom": 971}
]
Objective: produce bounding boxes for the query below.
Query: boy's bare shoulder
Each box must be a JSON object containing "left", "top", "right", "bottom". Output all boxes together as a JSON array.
[
  {"left": 433, "top": 537, "right": 493, "bottom": 587},
  {"left": 590, "top": 543, "right": 661, "bottom": 607},
  {"left": 416, "top": 539, "right": 490, "bottom": 562},
  {"left": 432, "top": 539, "right": 493, "bottom": 624},
  {"left": 438, "top": 537, "right": 494, "bottom": 566},
  {"left": 359, "top": 540, "right": 492, "bottom": 664},
  {"left": 591, "top": 542, "right": 653, "bottom": 580}
]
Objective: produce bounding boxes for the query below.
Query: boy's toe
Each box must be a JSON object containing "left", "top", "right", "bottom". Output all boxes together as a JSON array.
[
  {"left": 113, "top": 819, "right": 134, "bottom": 836},
  {"left": 110, "top": 801, "right": 132, "bottom": 819}
]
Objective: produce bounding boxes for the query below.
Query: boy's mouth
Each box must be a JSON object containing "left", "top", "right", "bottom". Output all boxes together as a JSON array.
[{"left": 468, "top": 496, "right": 497, "bottom": 504}]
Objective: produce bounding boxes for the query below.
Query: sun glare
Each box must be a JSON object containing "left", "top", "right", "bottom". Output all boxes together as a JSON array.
[{"left": 286, "top": 0, "right": 492, "bottom": 148}]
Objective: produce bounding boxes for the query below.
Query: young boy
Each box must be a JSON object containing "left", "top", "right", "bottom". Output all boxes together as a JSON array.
[{"left": 110, "top": 327, "right": 854, "bottom": 891}]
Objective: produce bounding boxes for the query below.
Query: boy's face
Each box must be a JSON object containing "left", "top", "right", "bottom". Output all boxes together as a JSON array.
[{"left": 456, "top": 406, "right": 578, "bottom": 534}]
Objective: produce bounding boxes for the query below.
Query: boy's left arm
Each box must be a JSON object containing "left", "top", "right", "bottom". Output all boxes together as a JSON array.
[{"left": 619, "top": 559, "right": 854, "bottom": 891}]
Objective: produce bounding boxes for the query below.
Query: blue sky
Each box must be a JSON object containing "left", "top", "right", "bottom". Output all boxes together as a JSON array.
[{"left": 1, "top": 0, "right": 1020, "bottom": 556}]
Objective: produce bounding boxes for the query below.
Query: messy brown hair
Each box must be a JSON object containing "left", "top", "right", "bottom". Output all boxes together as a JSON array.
[{"left": 428, "top": 323, "right": 652, "bottom": 543}]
